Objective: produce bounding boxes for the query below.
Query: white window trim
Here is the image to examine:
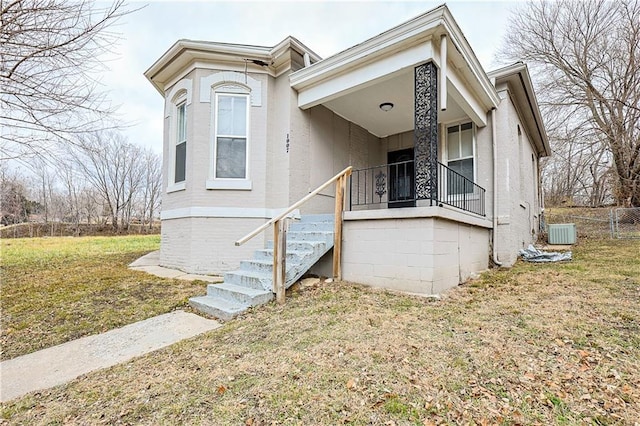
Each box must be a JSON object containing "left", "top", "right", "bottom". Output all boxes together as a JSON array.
[
  {"left": 167, "top": 181, "right": 186, "bottom": 193},
  {"left": 166, "top": 79, "right": 192, "bottom": 193},
  {"left": 200, "top": 71, "right": 262, "bottom": 106},
  {"left": 209, "top": 86, "right": 252, "bottom": 190},
  {"left": 168, "top": 96, "right": 187, "bottom": 192},
  {"left": 445, "top": 121, "right": 476, "bottom": 180}
]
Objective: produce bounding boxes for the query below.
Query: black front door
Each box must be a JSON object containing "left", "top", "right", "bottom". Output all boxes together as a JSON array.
[{"left": 388, "top": 148, "right": 415, "bottom": 208}]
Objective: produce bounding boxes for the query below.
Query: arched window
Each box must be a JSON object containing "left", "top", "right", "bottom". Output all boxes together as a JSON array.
[
  {"left": 213, "top": 86, "right": 250, "bottom": 180},
  {"left": 201, "top": 71, "right": 261, "bottom": 190},
  {"left": 165, "top": 79, "right": 192, "bottom": 192}
]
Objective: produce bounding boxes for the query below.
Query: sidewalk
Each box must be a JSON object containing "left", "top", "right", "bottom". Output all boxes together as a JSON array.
[
  {"left": 0, "top": 310, "right": 221, "bottom": 402},
  {"left": 1, "top": 253, "right": 224, "bottom": 403},
  {"left": 128, "top": 251, "right": 224, "bottom": 283}
]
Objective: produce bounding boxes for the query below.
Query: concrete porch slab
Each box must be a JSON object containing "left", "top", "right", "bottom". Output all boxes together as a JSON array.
[{"left": 0, "top": 310, "right": 221, "bottom": 402}]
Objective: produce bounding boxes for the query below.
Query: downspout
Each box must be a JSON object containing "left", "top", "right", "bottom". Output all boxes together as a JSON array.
[{"left": 491, "top": 107, "right": 502, "bottom": 266}]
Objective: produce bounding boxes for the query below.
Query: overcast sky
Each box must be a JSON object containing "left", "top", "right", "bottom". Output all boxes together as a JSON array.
[{"left": 100, "top": 0, "right": 519, "bottom": 153}]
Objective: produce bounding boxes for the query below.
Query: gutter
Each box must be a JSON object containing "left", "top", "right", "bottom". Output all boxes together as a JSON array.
[
  {"left": 517, "top": 72, "right": 548, "bottom": 157},
  {"left": 491, "top": 107, "right": 502, "bottom": 266}
]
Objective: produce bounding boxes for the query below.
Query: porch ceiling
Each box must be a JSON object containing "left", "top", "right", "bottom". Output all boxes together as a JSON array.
[{"left": 323, "top": 70, "right": 468, "bottom": 138}]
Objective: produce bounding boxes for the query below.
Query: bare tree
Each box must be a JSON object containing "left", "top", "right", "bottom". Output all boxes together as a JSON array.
[
  {"left": 138, "top": 149, "right": 162, "bottom": 230},
  {"left": 0, "top": 164, "right": 32, "bottom": 225},
  {"left": 501, "top": 0, "right": 640, "bottom": 206},
  {"left": 30, "top": 157, "right": 56, "bottom": 224},
  {"left": 73, "top": 131, "right": 147, "bottom": 232},
  {"left": 57, "top": 159, "right": 87, "bottom": 235},
  {"left": 0, "top": 0, "right": 133, "bottom": 161},
  {"left": 541, "top": 113, "right": 613, "bottom": 206}
]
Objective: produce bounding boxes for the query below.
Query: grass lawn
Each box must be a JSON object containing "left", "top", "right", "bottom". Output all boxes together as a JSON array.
[
  {"left": 1, "top": 238, "right": 639, "bottom": 424},
  {"left": 0, "top": 235, "right": 207, "bottom": 361}
]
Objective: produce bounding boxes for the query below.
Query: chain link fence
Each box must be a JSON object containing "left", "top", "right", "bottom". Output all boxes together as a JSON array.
[
  {"left": 542, "top": 207, "right": 640, "bottom": 240},
  {"left": 612, "top": 207, "right": 640, "bottom": 239}
]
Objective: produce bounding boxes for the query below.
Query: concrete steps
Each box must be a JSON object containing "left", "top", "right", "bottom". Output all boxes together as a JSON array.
[{"left": 189, "top": 214, "right": 334, "bottom": 320}]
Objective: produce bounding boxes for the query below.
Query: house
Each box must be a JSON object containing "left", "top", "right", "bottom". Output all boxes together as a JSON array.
[{"left": 144, "top": 4, "right": 549, "bottom": 319}]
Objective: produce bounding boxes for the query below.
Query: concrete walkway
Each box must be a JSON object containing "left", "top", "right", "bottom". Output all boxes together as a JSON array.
[
  {"left": 128, "top": 251, "right": 223, "bottom": 283},
  {"left": 0, "top": 310, "right": 221, "bottom": 402}
]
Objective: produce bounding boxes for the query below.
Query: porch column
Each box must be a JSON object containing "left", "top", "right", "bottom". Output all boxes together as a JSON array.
[{"left": 414, "top": 61, "right": 438, "bottom": 201}]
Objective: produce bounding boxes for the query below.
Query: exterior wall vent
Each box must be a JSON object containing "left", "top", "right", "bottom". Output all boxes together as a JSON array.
[{"left": 548, "top": 223, "right": 577, "bottom": 245}]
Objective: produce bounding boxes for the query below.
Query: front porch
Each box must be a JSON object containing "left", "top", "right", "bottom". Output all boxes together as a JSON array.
[
  {"left": 290, "top": 29, "right": 497, "bottom": 294},
  {"left": 349, "top": 158, "right": 486, "bottom": 217},
  {"left": 290, "top": 18, "right": 498, "bottom": 221}
]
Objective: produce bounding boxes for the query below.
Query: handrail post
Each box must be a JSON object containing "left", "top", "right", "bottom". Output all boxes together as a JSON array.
[
  {"left": 273, "top": 218, "right": 287, "bottom": 304},
  {"left": 235, "top": 166, "right": 352, "bottom": 304},
  {"left": 333, "top": 170, "right": 350, "bottom": 280}
]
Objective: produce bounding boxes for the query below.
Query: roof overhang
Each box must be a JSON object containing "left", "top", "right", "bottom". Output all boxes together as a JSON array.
[
  {"left": 289, "top": 4, "right": 500, "bottom": 136},
  {"left": 144, "top": 37, "right": 321, "bottom": 95},
  {"left": 488, "top": 62, "right": 551, "bottom": 157}
]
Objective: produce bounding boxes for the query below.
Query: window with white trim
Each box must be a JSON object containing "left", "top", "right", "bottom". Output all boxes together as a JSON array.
[
  {"left": 214, "top": 93, "right": 249, "bottom": 179},
  {"left": 164, "top": 78, "right": 191, "bottom": 193},
  {"left": 174, "top": 101, "right": 187, "bottom": 183},
  {"left": 446, "top": 122, "right": 475, "bottom": 195}
]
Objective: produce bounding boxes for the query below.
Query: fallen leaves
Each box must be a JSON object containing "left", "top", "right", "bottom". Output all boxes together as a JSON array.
[
  {"left": 2, "top": 240, "right": 639, "bottom": 424},
  {"left": 346, "top": 378, "right": 356, "bottom": 390}
]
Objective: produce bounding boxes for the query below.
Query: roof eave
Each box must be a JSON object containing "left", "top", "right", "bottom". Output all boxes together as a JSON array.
[
  {"left": 144, "top": 40, "right": 275, "bottom": 95},
  {"left": 440, "top": 7, "right": 500, "bottom": 108},
  {"left": 270, "top": 36, "right": 322, "bottom": 64},
  {"left": 290, "top": 4, "right": 499, "bottom": 111},
  {"left": 290, "top": 5, "right": 447, "bottom": 90},
  {"left": 489, "top": 62, "right": 551, "bottom": 157}
]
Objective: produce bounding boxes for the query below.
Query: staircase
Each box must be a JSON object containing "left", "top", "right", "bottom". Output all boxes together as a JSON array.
[{"left": 189, "top": 214, "right": 334, "bottom": 320}]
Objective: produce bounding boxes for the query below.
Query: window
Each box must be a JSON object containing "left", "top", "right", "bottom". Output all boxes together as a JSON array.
[
  {"left": 175, "top": 102, "right": 187, "bottom": 183},
  {"left": 165, "top": 78, "right": 191, "bottom": 192},
  {"left": 214, "top": 93, "right": 248, "bottom": 179},
  {"left": 446, "top": 122, "right": 474, "bottom": 195}
]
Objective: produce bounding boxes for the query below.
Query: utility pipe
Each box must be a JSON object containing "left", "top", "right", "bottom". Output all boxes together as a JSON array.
[{"left": 491, "top": 107, "right": 502, "bottom": 266}]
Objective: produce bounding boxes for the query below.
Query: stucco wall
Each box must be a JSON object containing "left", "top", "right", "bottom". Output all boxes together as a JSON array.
[
  {"left": 266, "top": 72, "right": 291, "bottom": 209},
  {"left": 493, "top": 85, "right": 542, "bottom": 265},
  {"left": 161, "top": 68, "right": 271, "bottom": 210},
  {"left": 290, "top": 105, "right": 384, "bottom": 214},
  {"left": 382, "top": 130, "right": 414, "bottom": 153},
  {"left": 341, "top": 207, "right": 490, "bottom": 295},
  {"left": 160, "top": 217, "right": 266, "bottom": 274},
  {"left": 159, "top": 68, "right": 272, "bottom": 274},
  {"left": 474, "top": 121, "right": 494, "bottom": 219}
]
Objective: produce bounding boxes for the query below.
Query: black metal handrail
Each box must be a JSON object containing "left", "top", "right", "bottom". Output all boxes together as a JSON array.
[{"left": 349, "top": 160, "right": 486, "bottom": 216}]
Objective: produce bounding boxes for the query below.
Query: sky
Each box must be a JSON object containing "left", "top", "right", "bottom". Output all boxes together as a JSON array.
[{"left": 100, "top": 0, "right": 520, "bottom": 153}]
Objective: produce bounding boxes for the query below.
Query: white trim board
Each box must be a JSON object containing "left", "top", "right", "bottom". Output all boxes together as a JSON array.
[
  {"left": 344, "top": 205, "right": 492, "bottom": 229},
  {"left": 161, "top": 207, "right": 300, "bottom": 220}
]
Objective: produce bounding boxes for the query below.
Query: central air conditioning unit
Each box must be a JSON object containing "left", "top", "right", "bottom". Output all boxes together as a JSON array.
[{"left": 547, "top": 223, "right": 577, "bottom": 244}]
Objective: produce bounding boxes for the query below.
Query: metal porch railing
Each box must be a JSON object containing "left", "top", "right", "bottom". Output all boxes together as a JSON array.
[{"left": 349, "top": 160, "right": 486, "bottom": 216}]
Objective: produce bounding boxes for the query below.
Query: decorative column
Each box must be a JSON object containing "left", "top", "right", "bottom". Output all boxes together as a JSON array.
[{"left": 414, "top": 62, "right": 439, "bottom": 201}]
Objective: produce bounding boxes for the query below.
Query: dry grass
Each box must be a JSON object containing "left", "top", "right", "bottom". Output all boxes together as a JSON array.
[
  {"left": 1, "top": 239, "right": 639, "bottom": 424},
  {"left": 0, "top": 235, "right": 206, "bottom": 361}
]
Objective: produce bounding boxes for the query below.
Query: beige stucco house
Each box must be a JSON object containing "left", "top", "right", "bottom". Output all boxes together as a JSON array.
[{"left": 145, "top": 5, "right": 549, "bottom": 318}]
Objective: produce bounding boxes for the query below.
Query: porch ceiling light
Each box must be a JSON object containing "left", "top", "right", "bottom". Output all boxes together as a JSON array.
[{"left": 379, "top": 102, "right": 394, "bottom": 112}]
